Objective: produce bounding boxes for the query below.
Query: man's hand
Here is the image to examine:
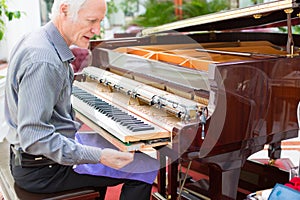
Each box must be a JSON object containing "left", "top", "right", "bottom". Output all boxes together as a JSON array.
[{"left": 100, "top": 148, "right": 134, "bottom": 169}]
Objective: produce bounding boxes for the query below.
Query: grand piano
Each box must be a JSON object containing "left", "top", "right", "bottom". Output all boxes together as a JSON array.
[{"left": 72, "top": 0, "right": 300, "bottom": 199}]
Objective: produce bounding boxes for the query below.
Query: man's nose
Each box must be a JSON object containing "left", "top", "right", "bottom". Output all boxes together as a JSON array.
[{"left": 91, "top": 24, "right": 101, "bottom": 35}]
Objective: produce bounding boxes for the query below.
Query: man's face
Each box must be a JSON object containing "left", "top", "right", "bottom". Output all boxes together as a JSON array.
[{"left": 63, "top": 0, "right": 106, "bottom": 48}]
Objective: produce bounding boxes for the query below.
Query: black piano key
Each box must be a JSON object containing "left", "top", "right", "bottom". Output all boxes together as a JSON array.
[
  {"left": 106, "top": 113, "right": 115, "bottom": 118},
  {"left": 112, "top": 115, "right": 136, "bottom": 122},
  {"left": 94, "top": 102, "right": 110, "bottom": 109},
  {"left": 120, "top": 120, "right": 144, "bottom": 126},
  {"left": 131, "top": 127, "right": 155, "bottom": 132},
  {"left": 99, "top": 108, "right": 115, "bottom": 114},
  {"left": 73, "top": 86, "right": 155, "bottom": 132},
  {"left": 93, "top": 104, "right": 106, "bottom": 110},
  {"left": 116, "top": 118, "right": 138, "bottom": 123},
  {"left": 130, "top": 126, "right": 155, "bottom": 132},
  {"left": 124, "top": 122, "right": 146, "bottom": 128}
]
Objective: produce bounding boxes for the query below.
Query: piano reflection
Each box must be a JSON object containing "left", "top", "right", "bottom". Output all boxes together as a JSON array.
[{"left": 72, "top": 0, "right": 300, "bottom": 199}]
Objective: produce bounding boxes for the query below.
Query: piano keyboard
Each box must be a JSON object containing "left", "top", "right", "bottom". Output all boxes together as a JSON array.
[{"left": 72, "top": 86, "right": 170, "bottom": 143}]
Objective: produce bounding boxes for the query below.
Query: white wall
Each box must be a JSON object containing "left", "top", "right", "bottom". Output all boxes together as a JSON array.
[
  {"left": 0, "top": 0, "right": 41, "bottom": 60},
  {"left": 108, "top": 0, "right": 125, "bottom": 26}
]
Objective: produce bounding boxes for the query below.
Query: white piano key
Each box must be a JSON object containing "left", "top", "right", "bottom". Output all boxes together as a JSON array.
[{"left": 72, "top": 86, "right": 169, "bottom": 143}]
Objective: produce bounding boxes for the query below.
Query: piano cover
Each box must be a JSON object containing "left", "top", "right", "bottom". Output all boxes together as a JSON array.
[{"left": 74, "top": 132, "right": 159, "bottom": 184}]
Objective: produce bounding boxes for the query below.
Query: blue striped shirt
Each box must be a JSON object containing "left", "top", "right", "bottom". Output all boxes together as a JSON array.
[{"left": 4, "top": 22, "right": 102, "bottom": 165}]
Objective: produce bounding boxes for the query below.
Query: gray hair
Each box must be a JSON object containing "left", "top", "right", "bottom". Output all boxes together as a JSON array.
[{"left": 49, "top": 0, "right": 88, "bottom": 21}]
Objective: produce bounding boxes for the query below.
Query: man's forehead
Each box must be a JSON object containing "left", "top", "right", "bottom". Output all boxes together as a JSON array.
[
  {"left": 79, "top": 0, "right": 105, "bottom": 11},
  {"left": 80, "top": 0, "right": 105, "bottom": 9},
  {"left": 78, "top": 0, "right": 106, "bottom": 17}
]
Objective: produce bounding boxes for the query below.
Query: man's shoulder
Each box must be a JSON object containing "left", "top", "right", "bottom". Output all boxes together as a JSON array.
[{"left": 22, "top": 31, "right": 61, "bottom": 65}]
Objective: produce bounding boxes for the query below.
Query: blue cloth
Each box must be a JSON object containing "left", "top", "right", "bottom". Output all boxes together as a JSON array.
[
  {"left": 268, "top": 183, "right": 300, "bottom": 200},
  {"left": 74, "top": 133, "right": 160, "bottom": 184}
]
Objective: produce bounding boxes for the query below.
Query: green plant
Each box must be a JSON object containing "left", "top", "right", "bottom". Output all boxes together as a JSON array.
[
  {"left": 292, "top": 26, "right": 300, "bottom": 34},
  {"left": 278, "top": 26, "right": 300, "bottom": 34},
  {"left": 44, "top": 0, "right": 53, "bottom": 12},
  {"left": 182, "top": 0, "right": 229, "bottom": 19},
  {"left": 132, "top": 0, "right": 176, "bottom": 27},
  {"left": 0, "top": 0, "right": 21, "bottom": 41},
  {"left": 251, "top": 0, "right": 264, "bottom": 5},
  {"left": 106, "top": 0, "right": 118, "bottom": 19},
  {"left": 132, "top": 0, "right": 229, "bottom": 28},
  {"left": 120, "top": 0, "right": 139, "bottom": 17}
]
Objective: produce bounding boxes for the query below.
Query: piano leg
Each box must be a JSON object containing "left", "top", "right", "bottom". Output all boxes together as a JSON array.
[
  {"left": 155, "top": 146, "right": 180, "bottom": 200},
  {"left": 157, "top": 146, "right": 243, "bottom": 199},
  {"left": 157, "top": 152, "right": 167, "bottom": 197},
  {"left": 168, "top": 160, "right": 179, "bottom": 200},
  {"left": 208, "top": 164, "right": 241, "bottom": 200},
  {"left": 162, "top": 161, "right": 241, "bottom": 200}
]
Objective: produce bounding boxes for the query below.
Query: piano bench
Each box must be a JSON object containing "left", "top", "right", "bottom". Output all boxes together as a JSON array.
[
  {"left": 0, "top": 140, "right": 101, "bottom": 200},
  {"left": 12, "top": 185, "right": 100, "bottom": 200}
]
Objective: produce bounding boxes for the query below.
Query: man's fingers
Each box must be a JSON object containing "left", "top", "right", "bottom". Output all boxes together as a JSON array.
[{"left": 100, "top": 148, "right": 135, "bottom": 169}]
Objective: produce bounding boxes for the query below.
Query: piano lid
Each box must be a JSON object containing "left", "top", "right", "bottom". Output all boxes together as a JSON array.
[{"left": 141, "top": 0, "right": 300, "bottom": 36}]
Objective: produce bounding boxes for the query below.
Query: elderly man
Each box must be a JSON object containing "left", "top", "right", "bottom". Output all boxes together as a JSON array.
[{"left": 4, "top": 0, "right": 153, "bottom": 199}]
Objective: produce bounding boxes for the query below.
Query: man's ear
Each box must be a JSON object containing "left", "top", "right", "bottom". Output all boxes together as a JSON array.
[{"left": 60, "top": 3, "right": 68, "bottom": 16}]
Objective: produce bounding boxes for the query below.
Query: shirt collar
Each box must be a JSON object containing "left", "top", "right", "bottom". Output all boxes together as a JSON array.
[{"left": 43, "top": 22, "right": 75, "bottom": 63}]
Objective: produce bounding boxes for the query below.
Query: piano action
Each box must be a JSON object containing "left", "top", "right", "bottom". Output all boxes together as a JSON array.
[{"left": 73, "top": 0, "right": 300, "bottom": 199}]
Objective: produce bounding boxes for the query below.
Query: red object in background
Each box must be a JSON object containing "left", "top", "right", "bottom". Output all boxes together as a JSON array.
[
  {"left": 285, "top": 177, "right": 300, "bottom": 192},
  {"left": 251, "top": 158, "right": 295, "bottom": 172},
  {"left": 70, "top": 46, "right": 92, "bottom": 73},
  {"left": 0, "top": 62, "right": 8, "bottom": 70},
  {"left": 174, "top": 0, "right": 182, "bottom": 20}
]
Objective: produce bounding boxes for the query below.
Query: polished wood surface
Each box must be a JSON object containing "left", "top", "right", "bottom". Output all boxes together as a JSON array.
[
  {"left": 87, "top": 33, "right": 300, "bottom": 199},
  {"left": 85, "top": 2, "right": 300, "bottom": 198}
]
